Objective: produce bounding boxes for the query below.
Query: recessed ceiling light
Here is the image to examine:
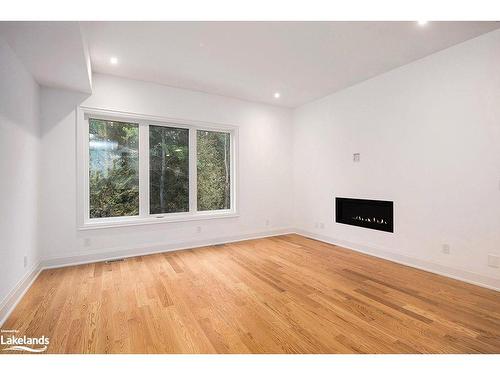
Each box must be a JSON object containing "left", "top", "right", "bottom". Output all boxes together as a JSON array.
[
  {"left": 417, "top": 21, "right": 428, "bottom": 26},
  {"left": 110, "top": 57, "right": 118, "bottom": 65},
  {"left": 274, "top": 92, "right": 281, "bottom": 99}
]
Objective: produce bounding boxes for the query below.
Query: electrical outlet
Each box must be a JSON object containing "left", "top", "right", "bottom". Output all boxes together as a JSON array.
[
  {"left": 488, "top": 254, "right": 500, "bottom": 268},
  {"left": 84, "top": 238, "right": 91, "bottom": 247},
  {"left": 353, "top": 153, "right": 360, "bottom": 162},
  {"left": 196, "top": 226, "right": 202, "bottom": 233},
  {"left": 23, "top": 255, "right": 28, "bottom": 268},
  {"left": 265, "top": 219, "right": 270, "bottom": 226},
  {"left": 320, "top": 222, "right": 325, "bottom": 229},
  {"left": 442, "top": 244, "right": 450, "bottom": 254}
]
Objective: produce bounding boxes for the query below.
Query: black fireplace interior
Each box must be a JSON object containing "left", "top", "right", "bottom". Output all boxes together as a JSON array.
[{"left": 335, "top": 197, "right": 393, "bottom": 233}]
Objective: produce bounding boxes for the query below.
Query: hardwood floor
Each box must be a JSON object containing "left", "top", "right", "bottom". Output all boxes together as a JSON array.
[{"left": 1, "top": 234, "right": 499, "bottom": 354}]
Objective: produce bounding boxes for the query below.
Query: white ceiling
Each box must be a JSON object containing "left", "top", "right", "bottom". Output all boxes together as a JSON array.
[
  {"left": 82, "top": 21, "right": 499, "bottom": 107},
  {"left": 1, "top": 22, "right": 498, "bottom": 107},
  {"left": 0, "top": 22, "right": 92, "bottom": 93}
]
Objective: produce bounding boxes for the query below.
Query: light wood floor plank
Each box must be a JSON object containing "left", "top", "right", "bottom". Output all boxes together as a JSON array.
[{"left": 1, "top": 234, "right": 499, "bottom": 353}]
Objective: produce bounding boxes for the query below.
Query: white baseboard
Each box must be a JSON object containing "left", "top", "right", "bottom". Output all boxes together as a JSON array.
[
  {"left": 294, "top": 229, "right": 500, "bottom": 292},
  {"left": 0, "top": 262, "right": 42, "bottom": 327},
  {"left": 42, "top": 227, "right": 294, "bottom": 269}
]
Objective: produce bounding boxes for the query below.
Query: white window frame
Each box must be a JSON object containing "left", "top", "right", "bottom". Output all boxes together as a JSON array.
[{"left": 77, "top": 107, "right": 239, "bottom": 230}]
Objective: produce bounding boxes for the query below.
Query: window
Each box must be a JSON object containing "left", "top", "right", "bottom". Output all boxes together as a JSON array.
[
  {"left": 78, "top": 108, "right": 237, "bottom": 228},
  {"left": 89, "top": 119, "right": 139, "bottom": 218},
  {"left": 197, "top": 130, "right": 231, "bottom": 211},
  {"left": 149, "top": 126, "right": 189, "bottom": 214}
]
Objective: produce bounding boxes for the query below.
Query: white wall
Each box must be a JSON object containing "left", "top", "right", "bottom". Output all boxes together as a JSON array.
[
  {"left": 40, "top": 74, "right": 293, "bottom": 264},
  {"left": 0, "top": 39, "right": 41, "bottom": 307},
  {"left": 293, "top": 30, "right": 500, "bottom": 288}
]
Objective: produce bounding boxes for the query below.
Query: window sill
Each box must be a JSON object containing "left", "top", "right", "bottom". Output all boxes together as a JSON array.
[{"left": 79, "top": 211, "right": 239, "bottom": 230}]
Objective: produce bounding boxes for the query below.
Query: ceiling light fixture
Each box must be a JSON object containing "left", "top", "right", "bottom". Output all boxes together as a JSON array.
[
  {"left": 417, "top": 21, "right": 428, "bottom": 26},
  {"left": 274, "top": 92, "right": 281, "bottom": 99},
  {"left": 110, "top": 56, "right": 118, "bottom": 65}
]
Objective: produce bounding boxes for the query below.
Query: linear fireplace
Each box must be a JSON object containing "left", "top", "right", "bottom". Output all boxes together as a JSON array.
[{"left": 335, "top": 197, "right": 393, "bottom": 233}]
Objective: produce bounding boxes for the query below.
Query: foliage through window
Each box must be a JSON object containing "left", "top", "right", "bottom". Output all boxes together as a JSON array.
[
  {"left": 89, "top": 118, "right": 139, "bottom": 218},
  {"left": 149, "top": 126, "right": 189, "bottom": 214},
  {"left": 84, "top": 113, "right": 235, "bottom": 225},
  {"left": 197, "top": 130, "right": 231, "bottom": 211}
]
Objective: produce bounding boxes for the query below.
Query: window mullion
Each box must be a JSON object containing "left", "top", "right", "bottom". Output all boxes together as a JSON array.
[
  {"left": 139, "top": 122, "right": 149, "bottom": 218},
  {"left": 189, "top": 127, "right": 197, "bottom": 214},
  {"left": 231, "top": 130, "right": 237, "bottom": 213}
]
